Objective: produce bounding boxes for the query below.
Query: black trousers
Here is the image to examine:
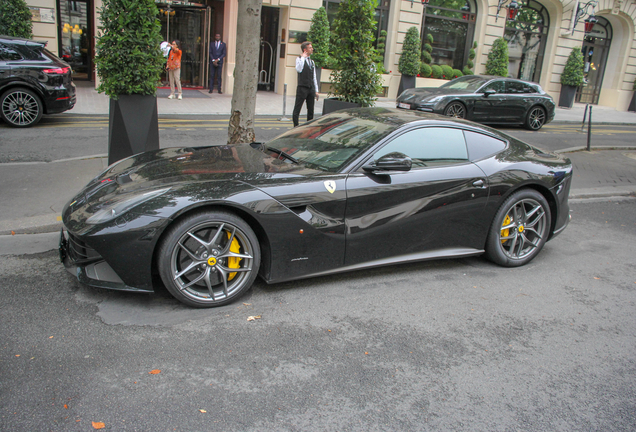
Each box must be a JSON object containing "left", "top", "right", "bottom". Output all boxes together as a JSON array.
[
  {"left": 209, "top": 62, "right": 223, "bottom": 91},
  {"left": 292, "top": 86, "right": 315, "bottom": 127}
]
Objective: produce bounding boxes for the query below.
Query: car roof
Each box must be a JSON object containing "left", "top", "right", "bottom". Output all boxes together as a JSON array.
[{"left": 0, "top": 35, "right": 47, "bottom": 49}]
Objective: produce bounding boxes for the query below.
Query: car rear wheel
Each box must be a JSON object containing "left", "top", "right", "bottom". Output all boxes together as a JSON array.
[
  {"left": 158, "top": 211, "right": 261, "bottom": 307},
  {"left": 525, "top": 106, "right": 546, "bottom": 130},
  {"left": 485, "top": 189, "right": 551, "bottom": 267},
  {"left": 444, "top": 102, "right": 466, "bottom": 119},
  {"left": 0, "top": 88, "right": 43, "bottom": 128}
]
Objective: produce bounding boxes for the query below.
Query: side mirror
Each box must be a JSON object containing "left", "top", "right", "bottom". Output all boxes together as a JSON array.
[
  {"left": 483, "top": 89, "right": 496, "bottom": 97},
  {"left": 363, "top": 152, "right": 412, "bottom": 173}
]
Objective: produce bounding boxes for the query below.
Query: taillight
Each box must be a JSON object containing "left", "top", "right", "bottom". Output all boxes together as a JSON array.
[{"left": 42, "top": 67, "right": 70, "bottom": 74}]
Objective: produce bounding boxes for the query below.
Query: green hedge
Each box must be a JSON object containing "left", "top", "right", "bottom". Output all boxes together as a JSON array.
[
  {"left": 0, "top": 0, "right": 33, "bottom": 38},
  {"left": 420, "top": 63, "right": 432, "bottom": 78},
  {"left": 398, "top": 27, "right": 421, "bottom": 77},
  {"left": 485, "top": 38, "right": 508, "bottom": 77},
  {"left": 560, "top": 47, "right": 584, "bottom": 87}
]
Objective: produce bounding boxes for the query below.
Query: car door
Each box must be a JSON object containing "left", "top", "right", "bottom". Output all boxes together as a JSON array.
[
  {"left": 0, "top": 43, "right": 18, "bottom": 81},
  {"left": 473, "top": 79, "right": 507, "bottom": 122},
  {"left": 503, "top": 80, "right": 532, "bottom": 122},
  {"left": 343, "top": 126, "right": 490, "bottom": 267}
]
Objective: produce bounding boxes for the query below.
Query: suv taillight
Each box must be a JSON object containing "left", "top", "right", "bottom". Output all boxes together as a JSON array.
[{"left": 42, "top": 67, "right": 70, "bottom": 74}]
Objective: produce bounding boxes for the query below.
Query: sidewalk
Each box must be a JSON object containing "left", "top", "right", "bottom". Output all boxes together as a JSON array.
[
  {"left": 0, "top": 82, "right": 635, "bottom": 244},
  {"left": 69, "top": 81, "right": 636, "bottom": 124}
]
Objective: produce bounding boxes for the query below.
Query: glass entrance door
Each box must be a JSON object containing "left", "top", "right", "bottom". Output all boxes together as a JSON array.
[
  {"left": 576, "top": 16, "right": 612, "bottom": 105},
  {"left": 158, "top": 5, "right": 210, "bottom": 88},
  {"left": 58, "top": 0, "right": 92, "bottom": 80}
]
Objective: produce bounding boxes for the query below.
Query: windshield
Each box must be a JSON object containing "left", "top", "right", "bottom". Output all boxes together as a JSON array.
[
  {"left": 265, "top": 112, "right": 397, "bottom": 172},
  {"left": 440, "top": 76, "right": 489, "bottom": 91}
]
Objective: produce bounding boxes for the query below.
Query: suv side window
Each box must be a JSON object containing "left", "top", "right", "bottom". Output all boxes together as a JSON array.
[
  {"left": 373, "top": 127, "right": 469, "bottom": 168},
  {"left": 464, "top": 130, "right": 506, "bottom": 161},
  {"left": 506, "top": 81, "right": 535, "bottom": 94},
  {"left": 0, "top": 44, "right": 24, "bottom": 61}
]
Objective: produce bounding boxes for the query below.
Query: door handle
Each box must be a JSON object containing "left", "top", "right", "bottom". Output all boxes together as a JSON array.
[{"left": 472, "top": 179, "right": 486, "bottom": 188}]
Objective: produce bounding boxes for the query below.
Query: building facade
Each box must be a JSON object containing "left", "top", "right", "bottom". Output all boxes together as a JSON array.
[{"left": 26, "top": 0, "right": 636, "bottom": 111}]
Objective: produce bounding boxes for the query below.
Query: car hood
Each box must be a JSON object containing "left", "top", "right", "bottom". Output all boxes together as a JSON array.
[{"left": 398, "top": 87, "right": 468, "bottom": 103}]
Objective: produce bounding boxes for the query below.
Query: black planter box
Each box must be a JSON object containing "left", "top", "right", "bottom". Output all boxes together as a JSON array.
[
  {"left": 322, "top": 98, "right": 362, "bottom": 115},
  {"left": 628, "top": 92, "right": 636, "bottom": 113},
  {"left": 558, "top": 85, "right": 578, "bottom": 108},
  {"left": 108, "top": 95, "right": 160, "bottom": 165},
  {"left": 397, "top": 75, "right": 416, "bottom": 96}
]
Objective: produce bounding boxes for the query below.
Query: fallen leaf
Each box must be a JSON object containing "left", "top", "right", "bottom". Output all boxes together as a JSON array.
[
  {"left": 49, "top": 336, "right": 54, "bottom": 339},
  {"left": 149, "top": 369, "right": 161, "bottom": 375},
  {"left": 92, "top": 421, "right": 105, "bottom": 429},
  {"left": 199, "top": 409, "right": 207, "bottom": 413},
  {"left": 15, "top": 355, "right": 19, "bottom": 357},
  {"left": 64, "top": 404, "right": 68, "bottom": 409},
  {"left": 594, "top": 277, "right": 601, "bottom": 280},
  {"left": 365, "top": 352, "right": 369, "bottom": 355},
  {"left": 243, "top": 303, "right": 251, "bottom": 306},
  {"left": 247, "top": 315, "right": 261, "bottom": 321},
  {"left": 11, "top": 231, "right": 15, "bottom": 236}
]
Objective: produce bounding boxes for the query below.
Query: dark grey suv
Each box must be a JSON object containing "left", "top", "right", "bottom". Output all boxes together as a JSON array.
[{"left": 0, "top": 35, "right": 76, "bottom": 127}]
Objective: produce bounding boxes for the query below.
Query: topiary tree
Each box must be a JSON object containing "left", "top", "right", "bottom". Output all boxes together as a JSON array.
[
  {"left": 452, "top": 69, "right": 463, "bottom": 79},
  {"left": 375, "top": 29, "right": 387, "bottom": 73},
  {"left": 420, "top": 63, "right": 432, "bottom": 78},
  {"left": 399, "top": 27, "right": 421, "bottom": 77},
  {"left": 441, "top": 65, "right": 454, "bottom": 80},
  {"left": 330, "top": 0, "right": 382, "bottom": 106},
  {"left": 485, "top": 38, "right": 508, "bottom": 77},
  {"left": 0, "top": 0, "right": 33, "bottom": 39},
  {"left": 95, "top": 0, "right": 164, "bottom": 98},
  {"left": 431, "top": 65, "right": 442, "bottom": 79},
  {"left": 463, "top": 40, "right": 477, "bottom": 75},
  {"left": 560, "top": 47, "right": 584, "bottom": 87},
  {"left": 307, "top": 7, "right": 330, "bottom": 68},
  {"left": 421, "top": 33, "right": 433, "bottom": 68}
]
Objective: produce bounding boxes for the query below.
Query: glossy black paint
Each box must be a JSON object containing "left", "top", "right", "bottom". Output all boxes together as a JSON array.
[
  {"left": 0, "top": 36, "right": 76, "bottom": 121},
  {"left": 61, "top": 108, "right": 572, "bottom": 296},
  {"left": 396, "top": 75, "right": 555, "bottom": 129}
]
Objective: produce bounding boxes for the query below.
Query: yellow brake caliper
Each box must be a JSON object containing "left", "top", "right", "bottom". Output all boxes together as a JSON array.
[
  {"left": 501, "top": 215, "right": 511, "bottom": 243},
  {"left": 227, "top": 232, "right": 241, "bottom": 280}
]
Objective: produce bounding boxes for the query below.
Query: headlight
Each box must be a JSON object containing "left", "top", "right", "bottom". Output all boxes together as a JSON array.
[
  {"left": 424, "top": 96, "right": 445, "bottom": 104},
  {"left": 86, "top": 188, "right": 171, "bottom": 224}
]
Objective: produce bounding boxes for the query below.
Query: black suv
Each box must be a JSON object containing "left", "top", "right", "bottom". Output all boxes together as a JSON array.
[{"left": 0, "top": 36, "right": 76, "bottom": 127}]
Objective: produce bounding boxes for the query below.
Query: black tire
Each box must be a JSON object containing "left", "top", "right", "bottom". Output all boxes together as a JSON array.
[
  {"left": 444, "top": 102, "right": 466, "bottom": 119},
  {"left": 157, "top": 211, "right": 261, "bottom": 307},
  {"left": 0, "top": 88, "right": 43, "bottom": 127},
  {"left": 525, "top": 106, "right": 546, "bottom": 131},
  {"left": 485, "top": 189, "right": 551, "bottom": 267}
]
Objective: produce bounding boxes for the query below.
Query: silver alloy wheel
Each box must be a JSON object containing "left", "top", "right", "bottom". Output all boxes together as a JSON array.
[
  {"left": 169, "top": 221, "right": 255, "bottom": 303},
  {"left": 527, "top": 107, "right": 546, "bottom": 130},
  {"left": 444, "top": 102, "right": 465, "bottom": 118},
  {"left": 499, "top": 198, "right": 548, "bottom": 260},
  {"left": 1, "top": 90, "right": 41, "bottom": 127}
]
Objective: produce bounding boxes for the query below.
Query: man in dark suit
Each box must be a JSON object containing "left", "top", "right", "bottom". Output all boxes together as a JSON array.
[{"left": 209, "top": 34, "right": 226, "bottom": 94}]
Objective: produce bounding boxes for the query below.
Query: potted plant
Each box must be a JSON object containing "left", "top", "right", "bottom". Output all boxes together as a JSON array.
[
  {"left": 323, "top": 0, "right": 382, "bottom": 115},
  {"left": 397, "top": 26, "right": 421, "bottom": 95},
  {"left": 307, "top": 6, "right": 330, "bottom": 85},
  {"left": 629, "top": 79, "right": 636, "bottom": 112},
  {"left": 558, "top": 47, "right": 584, "bottom": 108},
  {"left": 485, "top": 38, "right": 508, "bottom": 77},
  {"left": 464, "top": 41, "right": 477, "bottom": 76},
  {"left": 0, "top": 0, "right": 32, "bottom": 38},
  {"left": 94, "top": 0, "right": 165, "bottom": 165}
]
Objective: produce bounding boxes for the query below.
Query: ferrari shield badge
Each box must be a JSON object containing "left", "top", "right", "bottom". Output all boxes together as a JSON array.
[{"left": 324, "top": 180, "right": 336, "bottom": 194}]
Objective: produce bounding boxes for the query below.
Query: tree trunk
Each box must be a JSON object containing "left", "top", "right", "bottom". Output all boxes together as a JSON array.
[{"left": 228, "top": 0, "right": 262, "bottom": 144}]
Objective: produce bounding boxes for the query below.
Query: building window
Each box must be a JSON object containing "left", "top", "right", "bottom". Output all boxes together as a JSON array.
[
  {"left": 421, "top": 0, "right": 477, "bottom": 71},
  {"left": 504, "top": 0, "right": 549, "bottom": 82}
]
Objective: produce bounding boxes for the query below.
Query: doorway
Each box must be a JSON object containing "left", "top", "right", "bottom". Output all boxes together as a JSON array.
[
  {"left": 58, "top": 0, "right": 92, "bottom": 80},
  {"left": 157, "top": 4, "right": 210, "bottom": 88},
  {"left": 258, "top": 6, "right": 279, "bottom": 91},
  {"left": 576, "top": 16, "right": 612, "bottom": 105}
]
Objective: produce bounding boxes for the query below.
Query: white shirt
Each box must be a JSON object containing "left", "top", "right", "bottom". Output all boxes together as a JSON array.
[{"left": 295, "top": 57, "right": 319, "bottom": 93}]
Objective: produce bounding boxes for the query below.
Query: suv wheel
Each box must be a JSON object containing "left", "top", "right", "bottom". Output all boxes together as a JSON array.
[{"left": 1, "top": 88, "right": 43, "bottom": 127}]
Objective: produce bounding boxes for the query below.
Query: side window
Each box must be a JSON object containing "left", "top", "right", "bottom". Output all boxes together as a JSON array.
[
  {"left": 464, "top": 130, "right": 506, "bottom": 161},
  {"left": 0, "top": 44, "right": 23, "bottom": 61},
  {"left": 506, "top": 81, "right": 527, "bottom": 94},
  {"left": 373, "top": 127, "right": 468, "bottom": 168},
  {"left": 482, "top": 80, "right": 505, "bottom": 94}
]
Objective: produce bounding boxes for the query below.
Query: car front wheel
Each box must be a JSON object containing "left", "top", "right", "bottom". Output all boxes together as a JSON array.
[
  {"left": 525, "top": 106, "right": 546, "bottom": 130},
  {"left": 157, "top": 211, "right": 261, "bottom": 307},
  {"left": 0, "top": 88, "right": 43, "bottom": 127},
  {"left": 444, "top": 102, "right": 466, "bottom": 119},
  {"left": 485, "top": 189, "right": 551, "bottom": 267}
]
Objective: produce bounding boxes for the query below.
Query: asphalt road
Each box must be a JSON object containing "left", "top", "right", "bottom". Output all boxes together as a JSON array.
[
  {"left": 1, "top": 115, "right": 635, "bottom": 163},
  {"left": 1, "top": 197, "right": 635, "bottom": 431}
]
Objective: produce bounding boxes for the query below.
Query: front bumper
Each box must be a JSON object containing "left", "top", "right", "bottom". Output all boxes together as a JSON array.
[{"left": 59, "top": 229, "right": 153, "bottom": 293}]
